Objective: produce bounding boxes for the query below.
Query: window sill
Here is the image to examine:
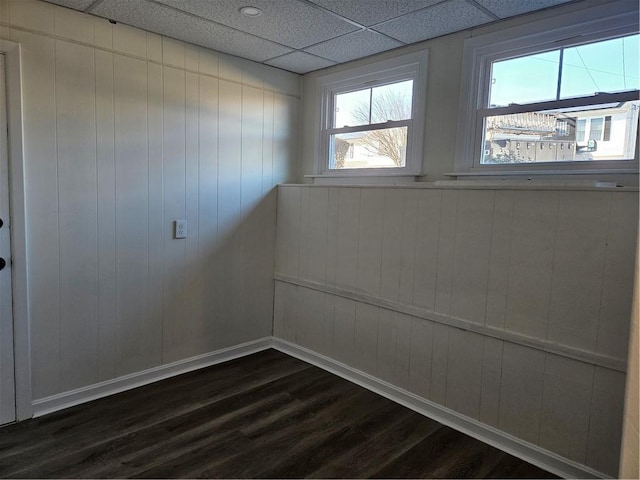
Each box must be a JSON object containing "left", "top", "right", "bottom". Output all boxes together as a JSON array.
[
  {"left": 305, "top": 174, "right": 418, "bottom": 185},
  {"left": 444, "top": 168, "right": 639, "bottom": 177}
]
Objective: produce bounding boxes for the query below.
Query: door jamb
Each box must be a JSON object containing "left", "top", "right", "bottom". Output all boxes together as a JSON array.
[{"left": 0, "top": 39, "right": 31, "bottom": 421}]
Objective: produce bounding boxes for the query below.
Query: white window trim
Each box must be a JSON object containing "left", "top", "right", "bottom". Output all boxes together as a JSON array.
[
  {"left": 314, "top": 50, "right": 428, "bottom": 177},
  {"left": 454, "top": 0, "right": 639, "bottom": 176}
]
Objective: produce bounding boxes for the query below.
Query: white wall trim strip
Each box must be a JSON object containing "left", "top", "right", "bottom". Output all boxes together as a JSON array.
[
  {"left": 274, "top": 275, "right": 626, "bottom": 372},
  {"left": 272, "top": 337, "right": 609, "bottom": 480},
  {"left": 31, "top": 337, "right": 273, "bottom": 418}
]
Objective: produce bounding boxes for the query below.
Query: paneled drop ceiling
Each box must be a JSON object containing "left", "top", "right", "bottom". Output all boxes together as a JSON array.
[{"left": 44, "top": 0, "right": 575, "bottom": 74}]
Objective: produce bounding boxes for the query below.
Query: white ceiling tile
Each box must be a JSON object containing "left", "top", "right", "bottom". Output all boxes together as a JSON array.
[
  {"left": 473, "top": 0, "right": 574, "bottom": 19},
  {"left": 92, "top": 0, "right": 293, "bottom": 62},
  {"left": 374, "top": 0, "right": 494, "bottom": 43},
  {"left": 265, "top": 51, "right": 336, "bottom": 74},
  {"left": 309, "top": 0, "right": 443, "bottom": 27},
  {"left": 305, "top": 30, "right": 403, "bottom": 63},
  {"left": 155, "top": 0, "right": 359, "bottom": 49},
  {"left": 43, "top": 0, "right": 96, "bottom": 10}
]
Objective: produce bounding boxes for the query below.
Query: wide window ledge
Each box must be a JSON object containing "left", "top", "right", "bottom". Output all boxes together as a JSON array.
[
  {"left": 284, "top": 181, "right": 639, "bottom": 192},
  {"left": 305, "top": 173, "right": 418, "bottom": 185},
  {"left": 444, "top": 169, "right": 639, "bottom": 177}
]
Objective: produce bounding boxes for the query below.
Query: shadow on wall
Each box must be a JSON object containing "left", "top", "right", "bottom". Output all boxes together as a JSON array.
[{"left": 160, "top": 188, "right": 278, "bottom": 364}]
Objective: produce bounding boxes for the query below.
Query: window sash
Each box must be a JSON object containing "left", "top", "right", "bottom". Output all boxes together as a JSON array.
[
  {"left": 478, "top": 90, "right": 639, "bottom": 118},
  {"left": 328, "top": 119, "right": 412, "bottom": 136}
]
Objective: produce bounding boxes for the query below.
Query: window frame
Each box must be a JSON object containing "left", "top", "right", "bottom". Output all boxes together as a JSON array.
[
  {"left": 455, "top": 1, "right": 639, "bottom": 176},
  {"left": 315, "top": 51, "right": 428, "bottom": 177}
]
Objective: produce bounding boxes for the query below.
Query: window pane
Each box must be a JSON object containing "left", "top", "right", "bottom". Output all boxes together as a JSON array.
[
  {"left": 481, "top": 101, "right": 639, "bottom": 164},
  {"left": 560, "top": 35, "right": 640, "bottom": 99},
  {"left": 489, "top": 51, "right": 560, "bottom": 107},
  {"left": 371, "top": 80, "right": 413, "bottom": 123},
  {"left": 330, "top": 127, "right": 408, "bottom": 169},
  {"left": 603, "top": 116, "right": 612, "bottom": 141},
  {"left": 335, "top": 88, "right": 370, "bottom": 128},
  {"left": 589, "top": 117, "right": 603, "bottom": 140},
  {"left": 576, "top": 119, "right": 586, "bottom": 142}
]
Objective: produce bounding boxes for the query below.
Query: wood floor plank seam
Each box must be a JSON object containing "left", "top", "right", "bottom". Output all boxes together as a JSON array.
[{"left": 0, "top": 349, "right": 559, "bottom": 479}]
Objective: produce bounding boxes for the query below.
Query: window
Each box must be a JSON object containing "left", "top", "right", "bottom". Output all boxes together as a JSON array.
[
  {"left": 456, "top": 1, "right": 639, "bottom": 174},
  {"left": 316, "top": 51, "right": 428, "bottom": 176}
]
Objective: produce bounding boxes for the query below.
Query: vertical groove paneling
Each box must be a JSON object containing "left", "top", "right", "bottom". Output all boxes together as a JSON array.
[
  {"left": 95, "top": 49, "right": 117, "bottom": 382},
  {"left": 479, "top": 336, "right": 503, "bottom": 427},
  {"left": 394, "top": 313, "right": 411, "bottom": 390},
  {"left": 379, "top": 189, "right": 404, "bottom": 302},
  {"left": 412, "top": 190, "right": 441, "bottom": 310},
  {"left": 498, "top": 343, "right": 545, "bottom": 445},
  {"left": 547, "top": 192, "right": 610, "bottom": 351},
  {"left": 356, "top": 189, "right": 385, "bottom": 296},
  {"left": 55, "top": 40, "right": 98, "bottom": 391},
  {"left": 376, "top": 309, "right": 398, "bottom": 384},
  {"left": 198, "top": 74, "right": 218, "bottom": 350},
  {"left": 261, "top": 91, "right": 274, "bottom": 196},
  {"left": 505, "top": 191, "right": 558, "bottom": 339},
  {"left": 485, "top": 191, "right": 513, "bottom": 330},
  {"left": 398, "top": 190, "right": 419, "bottom": 306},
  {"left": 14, "top": 30, "right": 61, "bottom": 399},
  {"left": 450, "top": 190, "right": 493, "bottom": 325},
  {"left": 184, "top": 71, "right": 203, "bottom": 357},
  {"left": 146, "top": 62, "right": 164, "bottom": 366},
  {"left": 306, "top": 187, "right": 329, "bottom": 284},
  {"left": 334, "top": 188, "right": 360, "bottom": 290},
  {"left": 298, "top": 187, "right": 311, "bottom": 281},
  {"left": 539, "top": 355, "right": 593, "bottom": 463},
  {"left": 353, "top": 302, "right": 379, "bottom": 375},
  {"left": 407, "top": 316, "right": 433, "bottom": 398},
  {"left": 274, "top": 185, "right": 637, "bottom": 477},
  {"left": 215, "top": 79, "right": 242, "bottom": 348},
  {"left": 587, "top": 367, "right": 626, "bottom": 474},
  {"left": 325, "top": 188, "right": 340, "bottom": 286},
  {"left": 445, "top": 329, "right": 483, "bottom": 419},
  {"left": 434, "top": 191, "right": 457, "bottom": 315},
  {"left": 597, "top": 192, "right": 638, "bottom": 357},
  {"left": 332, "top": 296, "right": 356, "bottom": 366},
  {"left": 429, "top": 322, "right": 450, "bottom": 405},
  {"left": 10, "top": 2, "right": 300, "bottom": 402},
  {"left": 114, "top": 55, "right": 150, "bottom": 374}
]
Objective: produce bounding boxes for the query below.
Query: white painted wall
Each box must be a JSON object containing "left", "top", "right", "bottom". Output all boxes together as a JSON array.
[
  {"left": 274, "top": 184, "right": 639, "bottom": 477},
  {"left": 0, "top": 0, "right": 299, "bottom": 401}
]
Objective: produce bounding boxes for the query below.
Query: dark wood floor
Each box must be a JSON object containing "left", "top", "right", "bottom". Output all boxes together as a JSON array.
[{"left": 0, "top": 349, "right": 558, "bottom": 479}]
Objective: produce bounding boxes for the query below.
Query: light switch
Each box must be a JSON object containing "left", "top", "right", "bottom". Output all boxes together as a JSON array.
[{"left": 175, "top": 220, "right": 187, "bottom": 239}]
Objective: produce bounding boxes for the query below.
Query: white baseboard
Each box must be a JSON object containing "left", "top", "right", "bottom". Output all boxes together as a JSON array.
[
  {"left": 272, "top": 337, "right": 608, "bottom": 480},
  {"left": 30, "top": 336, "right": 608, "bottom": 479},
  {"left": 32, "top": 337, "right": 273, "bottom": 418}
]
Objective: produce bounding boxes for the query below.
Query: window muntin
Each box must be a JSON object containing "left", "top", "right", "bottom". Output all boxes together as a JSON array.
[{"left": 480, "top": 33, "right": 639, "bottom": 166}]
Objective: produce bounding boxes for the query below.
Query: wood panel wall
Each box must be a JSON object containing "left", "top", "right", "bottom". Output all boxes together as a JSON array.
[
  {"left": 0, "top": 0, "right": 299, "bottom": 401},
  {"left": 274, "top": 184, "right": 639, "bottom": 477}
]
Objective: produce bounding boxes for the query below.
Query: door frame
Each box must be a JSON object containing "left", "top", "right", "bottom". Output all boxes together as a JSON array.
[{"left": 0, "top": 39, "right": 31, "bottom": 422}]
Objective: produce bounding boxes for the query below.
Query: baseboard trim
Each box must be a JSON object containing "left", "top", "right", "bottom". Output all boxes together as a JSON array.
[
  {"left": 32, "top": 337, "right": 273, "bottom": 418},
  {"left": 272, "top": 337, "right": 609, "bottom": 480}
]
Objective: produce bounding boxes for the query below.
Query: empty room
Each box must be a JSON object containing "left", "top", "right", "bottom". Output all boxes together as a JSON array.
[{"left": 0, "top": 0, "right": 638, "bottom": 478}]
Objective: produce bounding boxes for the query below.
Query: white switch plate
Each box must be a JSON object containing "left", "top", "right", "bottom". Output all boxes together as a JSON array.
[{"left": 175, "top": 219, "right": 187, "bottom": 239}]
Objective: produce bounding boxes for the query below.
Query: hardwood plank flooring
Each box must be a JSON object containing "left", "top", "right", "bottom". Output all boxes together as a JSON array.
[{"left": 0, "top": 349, "right": 558, "bottom": 479}]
